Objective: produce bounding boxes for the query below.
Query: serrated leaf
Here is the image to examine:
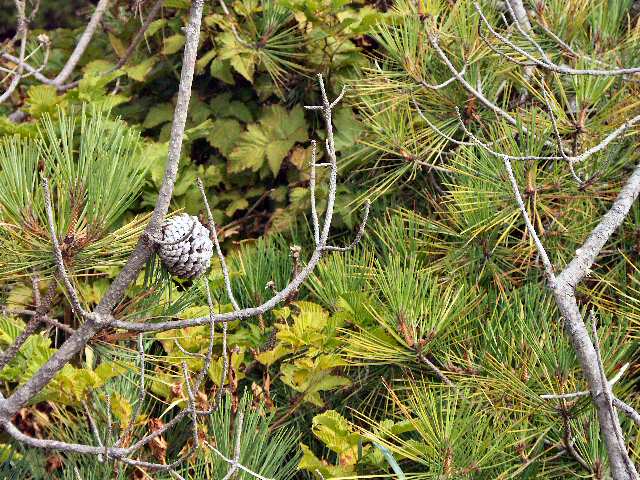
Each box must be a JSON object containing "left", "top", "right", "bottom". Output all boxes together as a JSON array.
[
  {"left": 289, "top": 145, "right": 311, "bottom": 170},
  {"left": 161, "top": 34, "right": 185, "bottom": 55},
  {"left": 83, "top": 59, "right": 114, "bottom": 76},
  {"left": 24, "top": 85, "right": 63, "bottom": 117},
  {"left": 143, "top": 103, "right": 174, "bottom": 129},
  {"left": 225, "top": 197, "right": 249, "bottom": 217},
  {"left": 256, "top": 343, "right": 293, "bottom": 366},
  {"left": 108, "top": 32, "right": 127, "bottom": 58},
  {"left": 228, "top": 124, "right": 268, "bottom": 173},
  {"left": 145, "top": 142, "right": 170, "bottom": 186},
  {"left": 196, "top": 49, "right": 217, "bottom": 74},
  {"left": 210, "top": 59, "right": 235, "bottom": 84},
  {"left": 333, "top": 107, "right": 362, "bottom": 152},
  {"left": 184, "top": 119, "right": 214, "bottom": 141},
  {"left": 229, "top": 53, "right": 256, "bottom": 82},
  {"left": 266, "top": 140, "right": 293, "bottom": 176},
  {"left": 207, "top": 118, "right": 242, "bottom": 157},
  {"left": 299, "top": 444, "right": 354, "bottom": 477},
  {"left": 126, "top": 57, "right": 157, "bottom": 81},
  {"left": 145, "top": 18, "right": 167, "bottom": 37},
  {"left": 312, "top": 410, "right": 360, "bottom": 459}
]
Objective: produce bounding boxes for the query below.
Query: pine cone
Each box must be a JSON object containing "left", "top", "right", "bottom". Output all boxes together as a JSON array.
[{"left": 158, "top": 214, "right": 213, "bottom": 279}]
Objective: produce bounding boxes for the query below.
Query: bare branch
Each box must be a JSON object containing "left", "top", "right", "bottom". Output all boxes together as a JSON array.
[
  {"left": 0, "top": 279, "right": 57, "bottom": 371},
  {"left": 112, "top": 74, "right": 361, "bottom": 334},
  {"left": 221, "top": 410, "right": 244, "bottom": 480},
  {"left": 322, "top": 200, "right": 370, "bottom": 252},
  {"left": 417, "top": 353, "right": 457, "bottom": 390},
  {"left": 558, "top": 162, "right": 640, "bottom": 289},
  {"left": 428, "top": 33, "right": 640, "bottom": 167},
  {"left": 0, "top": 1, "right": 28, "bottom": 105},
  {"left": 419, "top": 63, "right": 468, "bottom": 90},
  {"left": 474, "top": 2, "right": 640, "bottom": 76},
  {"left": 590, "top": 313, "right": 638, "bottom": 477},
  {"left": 42, "top": 178, "right": 92, "bottom": 320},
  {"left": 541, "top": 363, "right": 630, "bottom": 400},
  {"left": 196, "top": 178, "right": 239, "bottom": 311},
  {"left": 0, "top": 317, "right": 41, "bottom": 371},
  {"left": 0, "top": 0, "right": 206, "bottom": 424},
  {"left": 53, "top": 0, "right": 111, "bottom": 85},
  {"left": 427, "top": 32, "right": 521, "bottom": 129},
  {"left": 181, "top": 361, "right": 199, "bottom": 449},
  {"left": 559, "top": 406, "right": 592, "bottom": 472},
  {"left": 613, "top": 397, "right": 640, "bottom": 428},
  {"left": 502, "top": 157, "right": 557, "bottom": 284},
  {"left": 204, "top": 438, "right": 272, "bottom": 480},
  {"left": 217, "top": 0, "right": 252, "bottom": 48},
  {"left": 82, "top": 400, "right": 105, "bottom": 462},
  {"left": 309, "top": 140, "right": 320, "bottom": 245}
]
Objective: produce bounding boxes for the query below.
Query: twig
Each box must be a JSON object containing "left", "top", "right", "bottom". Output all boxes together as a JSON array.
[
  {"left": 204, "top": 439, "right": 272, "bottom": 480},
  {"left": 0, "top": 279, "right": 58, "bottom": 371},
  {"left": 42, "top": 178, "right": 92, "bottom": 321},
  {"left": 309, "top": 140, "right": 320, "bottom": 245},
  {"left": 82, "top": 400, "right": 105, "bottom": 462},
  {"left": 322, "top": 200, "right": 370, "bottom": 252},
  {"left": 590, "top": 313, "right": 637, "bottom": 478},
  {"left": 474, "top": 2, "right": 640, "bottom": 76},
  {"left": 417, "top": 353, "right": 457, "bottom": 390},
  {"left": 53, "top": 0, "right": 111, "bottom": 85},
  {"left": 221, "top": 410, "right": 244, "bottom": 480},
  {"left": 111, "top": 75, "right": 368, "bottom": 334},
  {"left": 541, "top": 363, "right": 629, "bottom": 400},
  {"left": 0, "top": 0, "right": 206, "bottom": 428},
  {"left": 613, "top": 397, "right": 640, "bottom": 428},
  {"left": 502, "top": 157, "right": 557, "bottom": 284},
  {"left": 0, "top": 0, "right": 28, "bottom": 105},
  {"left": 559, "top": 404, "right": 592, "bottom": 471}
]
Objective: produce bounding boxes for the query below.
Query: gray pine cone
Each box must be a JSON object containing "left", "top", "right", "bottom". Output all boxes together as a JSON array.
[{"left": 158, "top": 214, "right": 213, "bottom": 279}]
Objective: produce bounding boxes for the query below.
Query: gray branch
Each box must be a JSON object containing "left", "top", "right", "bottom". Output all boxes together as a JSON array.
[{"left": 0, "top": 0, "right": 206, "bottom": 424}]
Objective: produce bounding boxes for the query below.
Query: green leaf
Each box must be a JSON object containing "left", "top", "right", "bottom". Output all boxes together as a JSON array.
[
  {"left": 161, "top": 34, "right": 185, "bottom": 55},
  {"left": 184, "top": 119, "right": 215, "bottom": 142},
  {"left": 299, "top": 444, "right": 354, "bottom": 477},
  {"left": 108, "top": 32, "right": 127, "bottom": 58},
  {"left": 164, "top": 0, "right": 190, "bottom": 7},
  {"left": 143, "top": 103, "right": 174, "bottom": 129},
  {"left": 83, "top": 59, "right": 114, "bottom": 76},
  {"left": 126, "top": 57, "right": 157, "bottom": 81},
  {"left": 229, "top": 53, "right": 257, "bottom": 83},
  {"left": 333, "top": 107, "right": 362, "bottom": 152},
  {"left": 210, "top": 59, "right": 235, "bottom": 84},
  {"left": 196, "top": 48, "right": 218, "bottom": 74},
  {"left": 228, "top": 105, "right": 308, "bottom": 175},
  {"left": 206, "top": 118, "right": 242, "bottom": 157},
  {"left": 145, "top": 18, "right": 167, "bottom": 37},
  {"left": 266, "top": 140, "right": 293, "bottom": 176},
  {"left": 228, "top": 124, "right": 268, "bottom": 173},
  {"left": 225, "top": 197, "right": 249, "bottom": 217},
  {"left": 210, "top": 93, "right": 253, "bottom": 122},
  {"left": 312, "top": 410, "right": 360, "bottom": 456},
  {"left": 24, "top": 85, "right": 63, "bottom": 117},
  {"left": 144, "top": 141, "right": 170, "bottom": 186},
  {"left": 256, "top": 342, "right": 293, "bottom": 366}
]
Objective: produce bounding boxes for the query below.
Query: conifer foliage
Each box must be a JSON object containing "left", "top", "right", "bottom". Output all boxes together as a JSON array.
[{"left": 1, "top": 1, "right": 640, "bottom": 479}]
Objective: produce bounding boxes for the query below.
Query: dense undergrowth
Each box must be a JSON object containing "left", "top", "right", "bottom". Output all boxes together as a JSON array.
[{"left": 2, "top": 0, "right": 640, "bottom": 478}]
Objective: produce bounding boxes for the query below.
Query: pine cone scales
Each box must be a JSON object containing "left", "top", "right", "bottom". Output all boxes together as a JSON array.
[{"left": 158, "top": 214, "right": 213, "bottom": 279}]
